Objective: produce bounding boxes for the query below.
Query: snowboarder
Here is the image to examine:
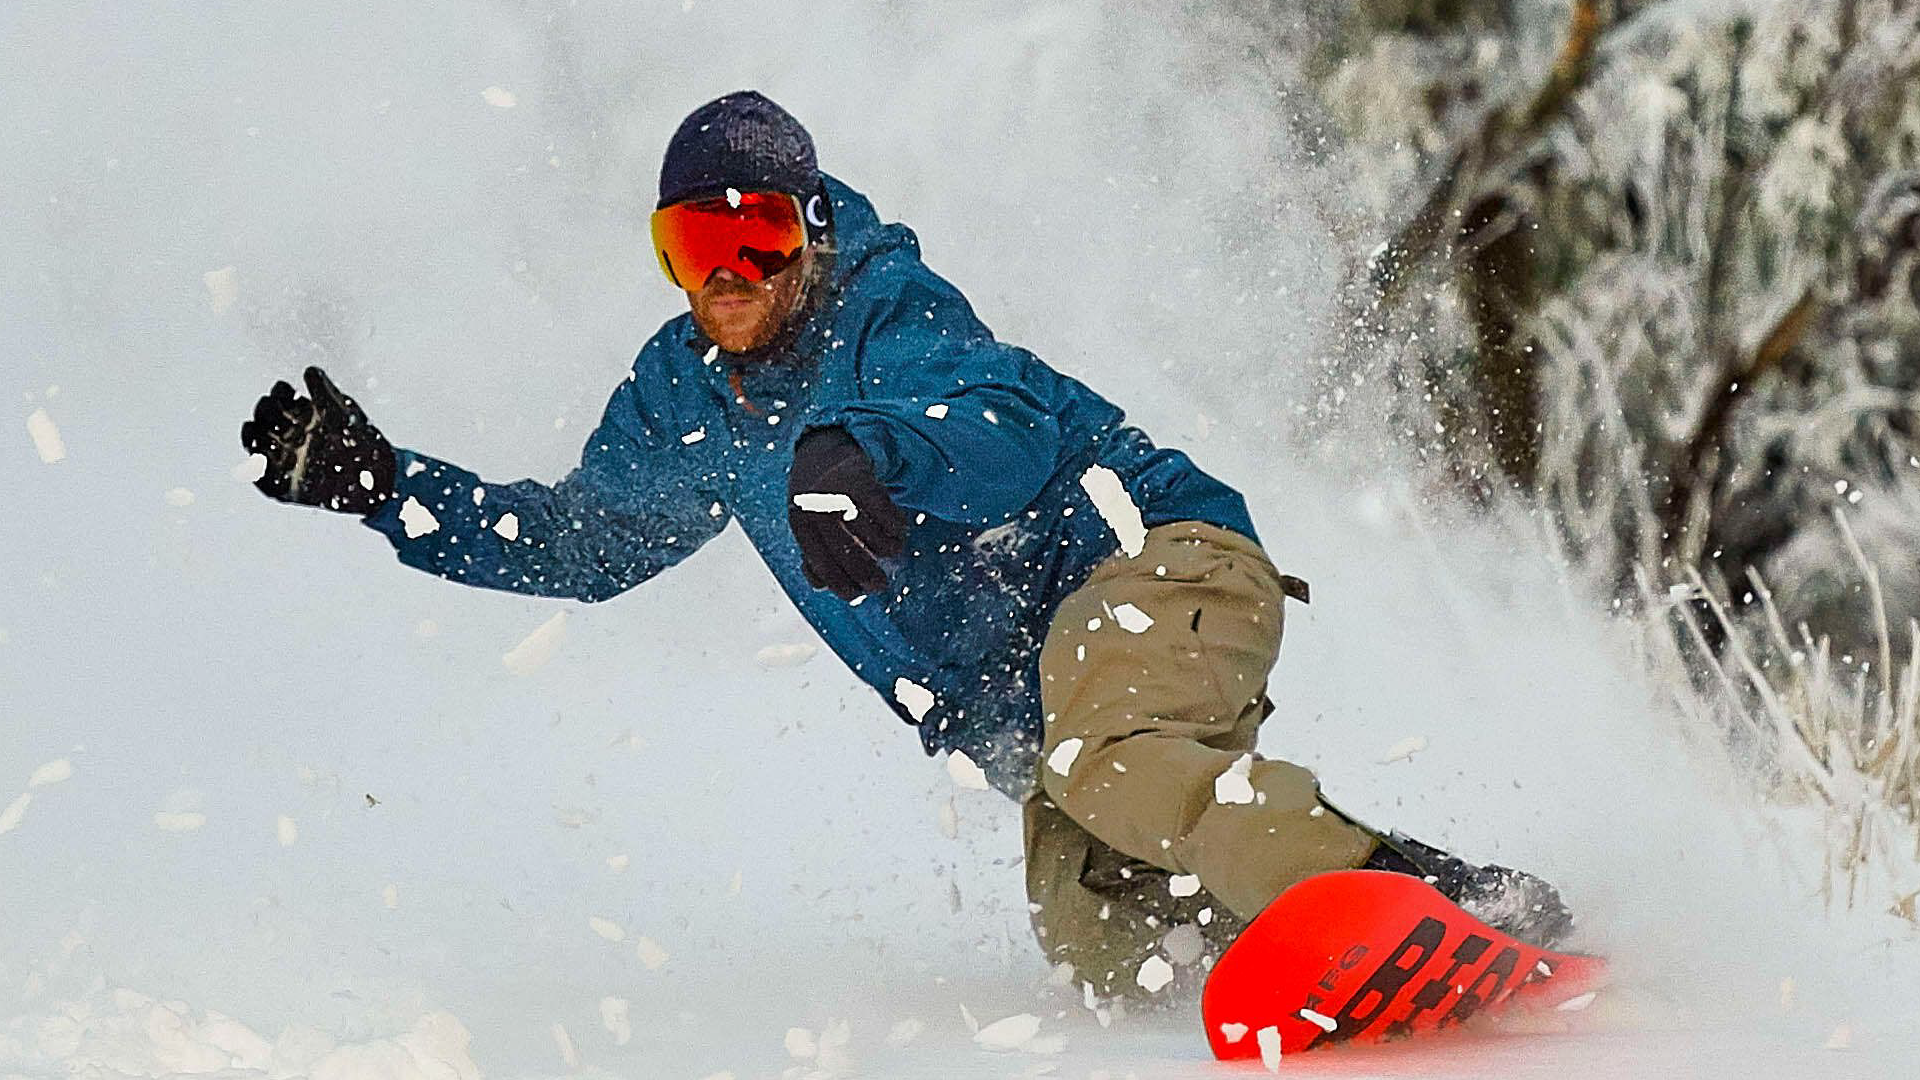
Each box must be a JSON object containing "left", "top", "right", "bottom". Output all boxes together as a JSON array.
[{"left": 240, "top": 91, "right": 1571, "bottom": 1001}]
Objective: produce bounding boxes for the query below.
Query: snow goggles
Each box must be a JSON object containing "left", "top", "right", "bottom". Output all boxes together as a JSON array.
[{"left": 650, "top": 188, "right": 828, "bottom": 289}]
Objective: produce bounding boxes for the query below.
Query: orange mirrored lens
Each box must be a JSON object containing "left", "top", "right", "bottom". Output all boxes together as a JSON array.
[{"left": 650, "top": 191, "right": 806, "bottom": 288}]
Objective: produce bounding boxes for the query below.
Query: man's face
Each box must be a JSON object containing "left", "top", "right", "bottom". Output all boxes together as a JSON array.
[{"left": 687, "top": 249, "right": 811, "bottom": 354}]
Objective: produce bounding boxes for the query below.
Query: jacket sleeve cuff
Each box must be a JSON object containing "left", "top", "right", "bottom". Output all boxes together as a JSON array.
[
  {"left": 361, "top": 447, "right": 442, "bottom": 544},
  {"left": 838, "top": 415, "right": 908, "bottom": 489},
  {"left": 803, "top": 411, "right": 906, "bottom": 493}
]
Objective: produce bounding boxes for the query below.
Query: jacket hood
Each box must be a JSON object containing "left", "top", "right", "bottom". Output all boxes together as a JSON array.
[{"left": 818, "top": 173, "right": 918, "bottom": 291}]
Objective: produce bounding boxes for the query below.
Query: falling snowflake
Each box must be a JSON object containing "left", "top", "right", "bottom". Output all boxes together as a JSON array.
[
  {"left": 946, "top": 750, "right": 990, "bottom": 791},
  {"left": 1214, "top": 754, "right": 1256, "bottom": 805},
  {"left": 1047, "top": 738, "right": 1084, "bottom": 777},
  {"left": 894, "top": 678, "right": 936, "bottom": 722}
]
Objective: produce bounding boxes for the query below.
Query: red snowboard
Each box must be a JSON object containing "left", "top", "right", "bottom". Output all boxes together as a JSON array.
[{"left": 1202, "top": 870, "right": 1607, "bottom": 1060}]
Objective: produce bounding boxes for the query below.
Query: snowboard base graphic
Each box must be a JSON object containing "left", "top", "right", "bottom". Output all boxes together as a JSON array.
[{"left": 1202, "top": 870, "right": 1607, "bottom": 1060}]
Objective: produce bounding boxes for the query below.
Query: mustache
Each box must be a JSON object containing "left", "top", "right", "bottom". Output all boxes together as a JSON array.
[{"left": 701, "top": 278, "right": 769, "bottom": 299}]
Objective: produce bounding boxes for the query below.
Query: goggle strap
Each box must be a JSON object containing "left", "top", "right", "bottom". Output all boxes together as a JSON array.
[{"left": 801, "top": 185, "right": 833, "bottom": 245}]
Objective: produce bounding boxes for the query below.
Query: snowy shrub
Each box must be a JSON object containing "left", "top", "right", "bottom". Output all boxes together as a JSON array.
[{"left": 1283, "top": 0, "right": 1920, "bottom": 902}]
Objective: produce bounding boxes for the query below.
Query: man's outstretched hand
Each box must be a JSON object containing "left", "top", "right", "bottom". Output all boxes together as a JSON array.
[
  {"left": 240, "top": 366, "right": 396, "bottom": 516},
  {"left": 787, "top": 426, "right": 908, "bottom": 600}
]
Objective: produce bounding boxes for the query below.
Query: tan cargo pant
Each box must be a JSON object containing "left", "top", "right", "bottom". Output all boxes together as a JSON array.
[{"left": 1024, "top": 521, "right": 1376, "bottom": 1000}]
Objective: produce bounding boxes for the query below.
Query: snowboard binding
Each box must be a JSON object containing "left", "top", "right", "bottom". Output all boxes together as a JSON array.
[{"left": 1361, "top": 830, "right": 1575, "bottom": 951}]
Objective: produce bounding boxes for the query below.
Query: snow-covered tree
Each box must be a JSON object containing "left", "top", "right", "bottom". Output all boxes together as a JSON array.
[
  {"left": 1277, "top": 0, "right": 1920, "bottom": 875},
  {"left": 1294, "top": 0, "right": 1919, "bottom": 659}
]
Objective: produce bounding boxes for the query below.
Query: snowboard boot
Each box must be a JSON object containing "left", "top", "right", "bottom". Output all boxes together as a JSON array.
[{"left": 1360, "top": 830, "right": 1575, "bottom": 950}]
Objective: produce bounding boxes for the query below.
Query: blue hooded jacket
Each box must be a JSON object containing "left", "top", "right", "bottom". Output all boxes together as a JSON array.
[{"left": 365, "top": 175, "right": 1258, "bottom": 795}]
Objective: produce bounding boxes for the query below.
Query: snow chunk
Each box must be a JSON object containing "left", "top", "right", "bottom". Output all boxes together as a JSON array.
[
  {"left": 1111, "top": 603, "right": 1154, "bottom": 633},
  {"left": 1381, "top": 735, "right": 1428, "bottom": 764},
  {"left": 894, "top": 677, "right": 936, "bottom": 722},
  {"left": 491, "top": 512, "right": 519, "bottom": 541},
  {"left": 606, "top": 853, "right": 630, "bottom": 872},
  {"left": 551, "top": 1022, "right": 579, "bottom": 1068},
  {"left": 725, "top": 186, "right": 742, "bottom": 208},
  {"left": 1136, "top": 955, "right": 1175, "bottom": 993},
  {"left": 276, "top": 815, "right": 298, "bottom": 846},
  {"left": 936, "top": 796, "right": 959, "bottom": 839},
  {"left": 1299, "top": 1008, "right": 1338, "bottom": 1033},
  {"left": 7, "top": 991, "right": 478, "bottom": 1080},
  {"left": 794, "top": 491, "right": 857, "bottom": 519},
  {"left": 924, "top": 402, "right": 950, "bottom": 419},
  {"left": 0, "top": 793, "right": 30, "bottom": 835},
  {"left": 784, "top": 1027, "right": 817, "bottom": 1058},
  {"left": 382, "top": 883, "right": 400, "bottom": 909},
  {"left": 405, "top": 459, "right": 427, "bottom": 477},
  {"left": 1218, "top": 1022, "right": 1248, "bottom": 1043},
  {"left": 589, "top": 917, "right": 626, "bottom": 943},
  {"left": 397, "top": 496, "right": 439, "bottom": 538},
  {"left": 1555, "top": 991, "right": 1597, "bottom": 1012},
  {"left": 312, "top": 1011, "right": 479, "bottom": 1078},
  {"left": 503, "top": 611, "right": 567, "bottom": 675},
  {"left": 27, "top": 408, "right": 65, "bottom": 463},
  {"left": 1079, "top": 465, "right": 1145, "bottom": 556},
  {"left": 1169, "top": 874, "right": 1201, "bottom": 898},
  {"left": 756, "top": 642, "right": 818, "bottom": 668},
  {"left": 816, "top": 1019, "right": 854, "bottom": 1071},
  {"left": 233, "top": 454, "right": 267, "bottom": 483},
  {"left": 28, "top": 758, "right": 72, "bottom": 788},
  {"left": 946, "top": 749, "right": 990, "bottom": 791},
  {"left": 1824, "top": 1024, "right": 1852, "bottom": 1050},
  {"left": 1046, "top": 737, "right": 1084, "bottom": 778},
  {"left": 974, "top": 1012, "right": 1042, "bottom": 1050},
  {"left": 154, "top": 811, "right": 205, "bottom": 832},
  {"left": 886, "top": 1017, "right": 924, "bottom": 1047},
  {"left": 681, "top": 426, "right": 707, "bottom": 445},
  {"left": 600, "top": 996, "right": 632, "bottom": 1045},
  {"left": 164, "top": 487, "right": 196, "bottom": 507},
  {"left": 480, "top": 85, "right": 517, "bottom": 108},
  {"left": 1214, "top": 754, "right": 1256, "bottom": 805},
  {"left": 203, "top": 266, "right": 238, "bottom": 312},
  {"left": 1257, "top": 1025, "right": 1284, "bottom": 1071},
  {"left": 635, "top": 935, "right": 669, "bottom": 970}
]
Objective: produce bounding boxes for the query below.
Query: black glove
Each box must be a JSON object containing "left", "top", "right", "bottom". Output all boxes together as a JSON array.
[
  {"left": 787, "top": 426, "right": 908, "bottom": 600},
  {"left": 240, "top": 366, "right": 396, "bottom": 516}
]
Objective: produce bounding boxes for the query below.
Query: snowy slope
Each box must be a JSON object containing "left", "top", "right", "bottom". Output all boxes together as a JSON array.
[{"left": 3, "top": 1, "right": 1917, "bottom": 1077}]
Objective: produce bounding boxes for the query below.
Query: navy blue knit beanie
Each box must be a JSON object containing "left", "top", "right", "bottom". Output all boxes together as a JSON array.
[{"left": 658, "top": 91, "right": 821, "bottom": 211}]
